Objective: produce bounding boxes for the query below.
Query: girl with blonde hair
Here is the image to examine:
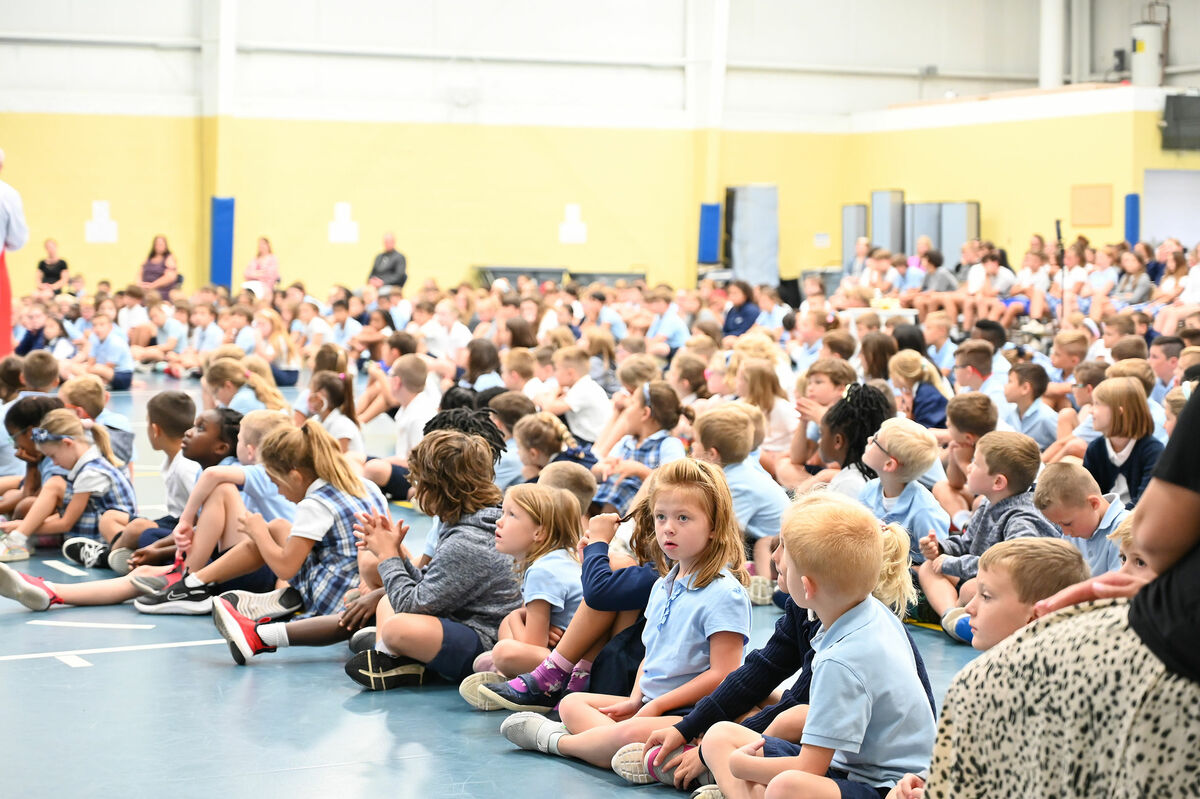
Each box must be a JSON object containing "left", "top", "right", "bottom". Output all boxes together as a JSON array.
[
  {"left": 889, "top": 349, "right": 953, "bottom": 429},
  {"left": 253, "top": 307, "right": 302, "bottom": 387}
]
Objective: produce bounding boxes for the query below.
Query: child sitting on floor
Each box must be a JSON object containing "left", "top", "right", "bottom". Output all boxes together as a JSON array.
[
  {"left": 1033, "top": 462, "right": 1127, "bottom": 576},
  {"left": 919, "top": 431, "right": 1059, "bottom": 642}
]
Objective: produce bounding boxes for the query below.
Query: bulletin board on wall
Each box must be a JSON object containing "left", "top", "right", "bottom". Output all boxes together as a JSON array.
[{"left": 1070, "top": 184, "right": 1113, "bottom": 227}]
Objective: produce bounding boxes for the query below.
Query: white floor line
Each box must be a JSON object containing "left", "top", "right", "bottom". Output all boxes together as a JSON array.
[
  {"left": 0, "top": 639, "right": 225, "bottom": 662},
  {"left": 27, "top": 620, "right": 156, "bottom": 630},
  {"left": 42, "top": 560, "right": 87, "bottom": 577},
  {"left": 55, "top": 654, "right": 92, "bottom": 668}
]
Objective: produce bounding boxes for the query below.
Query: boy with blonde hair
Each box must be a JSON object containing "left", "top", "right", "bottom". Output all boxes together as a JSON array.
[
  {"left": 59, "top": 374, "right": 135, "bottom": 467},
  {"left": 1105, "top": 513, "right": 1155, "bottom": 580},
  {"left": 1043, "top": 330, "right": 1089, "bottom": 408},
  {"left": 919, "top": 431, "right": 1059, "bottom": 641},
  {"left": 858, "top": 418, "right": 951, "bottom": 563},
  {"left": 1033, "top": 462, "right": 1125, "bottom": 576},
  {"left": 924, "top": 312, "right": 956, "bottom": 377},
  {"left": 692, "top": 404, "right": 790, "bottom": 603},
  {"left": 502, "top": 348, "right": 537, "bottom": 395},
  {"left": 536, "top": 346, "right": 611, "bottom": 446}
]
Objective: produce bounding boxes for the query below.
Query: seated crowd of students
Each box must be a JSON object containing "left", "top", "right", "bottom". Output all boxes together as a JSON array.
[{"left": 1, "top": 232, "right": 1197, "bottom": 799}]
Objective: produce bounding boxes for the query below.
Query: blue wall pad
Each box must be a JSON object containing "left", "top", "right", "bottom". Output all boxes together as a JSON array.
[
  {"left": 698, "top": 203, "right": 721, "bottom": 264},
  {"left": 210, "top": 197, "right": 235, "bottom": 288},
  {"left": 1124, "top": 193, "right": 1140, "bottom": 245}
]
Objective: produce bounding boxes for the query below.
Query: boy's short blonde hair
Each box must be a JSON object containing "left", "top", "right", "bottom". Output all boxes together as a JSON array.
[
  {"left": 552, "top": 346, "right": 589, "bottom": 372},
  {"left": 728, "top": 400, "right": 767, "bottom": 451},
  {"left": 978, "top": 539, "right": 1091, "bottom": 604},
  {"left": 925, "top": 311, "right": 951, "bottom": 331},
  {"left": 975, "top": 431, "right": 1042, "bottom": 494},
  {"left": 682, "top": 334, "right": 718, "bottom": 362},
  {"left": 538, "top": 461, "right": 598, "bottom": 514},
  {"left": 503, "top": 348, "right": 535, "bottom": 380},
  {"left": 1052, "top": 330, "right": 1089, "bottom": 360},
  {"left": 1033, "top": 462, "right": 1102, "bottom": 511},
  {"left": 60, "top": 374, "right": 106, "bottom": 418},
  {"left": 694, "top": 405, "right": 754, "bottom": 465},
  {"left": 616, "top": 354, "right": 660, "bottom": 391},
  {"left": 1164, "top": 386, "right": 1187, "bottom": 418},
  {"left": 876, "top": 417, "right": 939, "bottom": 483},
  {"left": 1104, "top": 358, "right": 1154, "bottom": 396},
  {"left": 1107, "top": 512, "right": 1135, "bottom": 549},
  {"left": 1179, "top": 346, "right": 1200, "bottom": 372},
  {"left": 240, "top": 409, "right": 293, "bottom": 448}
]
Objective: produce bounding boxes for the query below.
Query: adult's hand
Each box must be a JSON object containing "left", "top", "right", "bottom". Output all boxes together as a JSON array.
[{"left": 1033, "top": 571, "right": 1152, "bottom": 618}]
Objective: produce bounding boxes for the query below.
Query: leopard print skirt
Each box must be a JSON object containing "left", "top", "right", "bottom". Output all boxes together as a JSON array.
[{"left": 926, "top": 598, "right": 1200, "bottom": 798}]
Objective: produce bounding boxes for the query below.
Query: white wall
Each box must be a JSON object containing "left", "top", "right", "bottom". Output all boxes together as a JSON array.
[
  {"left": 0, "top": 0, "right": 1196, "bottom": 126},
  {"left": 1143, "top": 169, "right": 1200, "bottom": 248}
]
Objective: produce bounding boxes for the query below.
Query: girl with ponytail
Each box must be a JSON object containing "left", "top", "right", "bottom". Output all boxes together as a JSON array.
[
  {"left": 306, "top": 370, "right": 364, "bottom": 456},
  {"left": 889, "top": 348, "right": 953, "bottom": 429},
  {"left": 204, "top": 357, "right": 288, "bottom": 414},
  {"left": 513, "top": 411, "right": 598, "bottom": 481},
  {"left": 135, "top": 417, "right": 386, "bottom": 618},
  {"left": 0, "top": 408, "right": 137, "bottom": 564}
]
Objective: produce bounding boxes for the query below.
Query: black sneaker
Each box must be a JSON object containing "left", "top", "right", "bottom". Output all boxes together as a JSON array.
[
  {"left": 133, "top": 581, "right": 214, "bottom": 615},
  {"left": 343, "top": 649, "right": 425, "bottom": 691},
  {"left": 476, "top": 672, "right": 564, "bottom": 713},
  {"left": 62, "top": 537, "right": 110, "bottom": 569},
  {"left": 348, "top": 626, "right": 376, "bottom": 654}
]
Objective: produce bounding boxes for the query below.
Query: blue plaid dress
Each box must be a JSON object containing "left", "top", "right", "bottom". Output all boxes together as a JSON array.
[
  {"left": 63, "top": 453, "right": 138, "bottom": 540},
  {"left": 592, "top": 430, "right": 684, "bottom": 514},
  {"left": 291, "top": 479, "right": 387, "bottom": 617}
]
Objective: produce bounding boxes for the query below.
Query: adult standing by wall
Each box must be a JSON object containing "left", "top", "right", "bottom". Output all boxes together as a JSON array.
[
  {"left": 36, "top": 238, "right": 68, "bottom": 295},
  {"left": 243, "top": 236, "right": 280, "bottom": 299},
  {"left": 139, "top": 234, "right": 180, "bottom": 293},
  {"left": 0, "top": 148, "right": 29, "bottom": 357},
  {"left": 368, "top": 232, "right": 407, "bottom": 289}
]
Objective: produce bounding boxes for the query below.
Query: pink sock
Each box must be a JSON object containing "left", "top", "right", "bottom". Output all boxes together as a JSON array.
[
  {"left": 566, "top": 658, "right": 593, "bottom": 693},
  {"left": 511, "top": 650, "right": 573, "bottom": 692}
]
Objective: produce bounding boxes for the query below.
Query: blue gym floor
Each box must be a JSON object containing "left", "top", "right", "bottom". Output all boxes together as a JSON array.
[{"left": 1, "top": 375, "right": 978, "bottom": 798}]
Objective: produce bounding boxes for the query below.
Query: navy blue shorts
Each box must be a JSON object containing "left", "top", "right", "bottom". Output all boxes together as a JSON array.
[
  {"left": 110, "top": 371, "right": 133, "bottom": 391},
  {"left": 425, "top": 618, "right": 485, "bottom": 682},
  {"left": 760, "top": 737, "right": 889, "bottom": 798},
  {"left": 270, "top": 365, "right": 300, "bottom": 387},
  {"left": 378, "top": 463, "right": 411, "bottom": 501}
]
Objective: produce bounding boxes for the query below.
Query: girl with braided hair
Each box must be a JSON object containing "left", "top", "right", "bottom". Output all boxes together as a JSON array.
[{"left": 791, "top": 383, "right": 893, "bottom": 500}]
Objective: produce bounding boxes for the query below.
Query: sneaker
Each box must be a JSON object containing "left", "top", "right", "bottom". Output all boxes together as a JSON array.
[
  {"left": 134, "top": 362, "right": 154, "bottom": 374},
  {"left": 500, "top": 712, "right": 567, "bottom": 753},
  {"left": 691, "top": 785, "right": 724, "bottom": 799},
  {"left": 164, "top": 364, "right": 183, "bottom": 379},
  {"left": 343, "top": 649, "right": 425, "bottom": 690},
  {"left": 212, "top": 597, "right": 275, "bottom": 665},
  {"left": 107, "top": 547, "right": 134, "bottom": 575},
  {"left": 611, "top": 743, "right": 655, "bottom": 785},
  {"left": 642, "top": 743, "right": 712, "bottom": 790},
  {"left": 941, "top": 606, "right": 973, "bottom": 644},
  {"left": 471, "top": 650, "right": 496, "bottom": 674},
  {"left": 153, "top": 361, "right": 168, "bottom": 373},
  {"left": 477, "top": 673, "right": 565, "bottom": 713},
  {"left": 458, "top": 671, "right": 507, "bottom": 710},
  {"left": 748, "top": 575, "right": 776, "bottom": 606},
  {"left": 0, "top": 562, "right": 61, "bottom": 611},
  {"left": 133, "top": 581, "right": 214, "bottom": 615},
  {"left": 348, "top": 626, "right": 376, "bottom": 654},
  {"left": 218, "top": 586, "right": 303, "bottom": 622},
  {"left": 130, "top": 562, "right": 185, "bottom": 595},
  {"left": 62, "top": 537, "right": 110, "bottom": 569},
  {"left": 0, "top": 537, "right": 32, "bottom": 563}
]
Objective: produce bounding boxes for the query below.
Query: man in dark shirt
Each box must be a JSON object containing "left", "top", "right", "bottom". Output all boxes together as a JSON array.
[{"left": 368, "top": 232, "right": 407, "bottom": 289}]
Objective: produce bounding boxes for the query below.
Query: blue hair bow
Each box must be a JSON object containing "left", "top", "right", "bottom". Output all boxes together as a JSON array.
[{"left": 31, "top": 428, "right": 70, "bottom": 444}]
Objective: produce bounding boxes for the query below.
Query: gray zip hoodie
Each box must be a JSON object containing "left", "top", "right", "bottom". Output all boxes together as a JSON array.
[{"left": 377, "top": 506, "right": 521, "bottom": 648}]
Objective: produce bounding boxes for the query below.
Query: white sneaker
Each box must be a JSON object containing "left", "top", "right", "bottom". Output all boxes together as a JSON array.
[
  {"left": 458, "top": 671, "right": 507, "bottom": 711},
  {"left": 0, "top": 537, "right": 32, "bottom": 563},
  {"left": 748, "top": 575, "right": 776, "bottom": 606},
  {"left": 500, "top": 712, "right": 566, "bottom": 753}
]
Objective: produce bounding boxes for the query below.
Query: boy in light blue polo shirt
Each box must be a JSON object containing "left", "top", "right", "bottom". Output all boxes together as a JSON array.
[
  {"left": 692, "top": 405, "right": 790, "bottom": 598},
  {"left": 954, "top": 340, "right": 1013, "bottom": 419},
  {"left": 329, "top": 300, "right": 363, "bottom": 348},
  {"left": 84, "top": 313, "right": 135, "bottom": 391},
  {"left": 646, "top": 290, "right": 689, "bottom": 358},
  {"left": 1033, "top": 462, "right": 1126, "bottom": 576},
  {"left": 698, "top": 493, "right": 936, "bottom": 799},
  {"left": 857, "top": 417, "right": 951, "bottom": 563},
  {"left": 1002, "top": 363, "right": 1058, "bottom": 451},
  {"left": 486, "top": 391, "right": 536, "bottom": 491},
  {"left": 229, "top": 306, "right": 257, "bottom": 355}
]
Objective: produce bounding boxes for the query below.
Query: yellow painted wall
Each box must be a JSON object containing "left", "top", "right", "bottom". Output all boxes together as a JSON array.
[
  {"left": 841, "top": 113, "right": 1139, "bottom": 259},
  {"left": 2, "top": 107, "right": 1197, "bottom": 302},
  {"left": 0, "top": 113, "right": 204, "bottom": 298}
]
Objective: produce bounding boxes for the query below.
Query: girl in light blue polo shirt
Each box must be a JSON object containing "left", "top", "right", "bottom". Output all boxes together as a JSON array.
[
  {"left": 458, "top": 483, "right": 584, "bottom": 709},
  {"left": 501, "top": 458, "right": 752, "bottom": 774}
]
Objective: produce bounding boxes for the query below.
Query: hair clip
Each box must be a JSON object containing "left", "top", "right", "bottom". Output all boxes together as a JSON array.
[
  {"left": 338, "top": 372, "right": 346, "bottom": 380},
  {"left": 642, "top": 383, "right": 652, "bottom": 405},
  {"left": 32, "top": 428, "right": 70, "bottom": 444}
]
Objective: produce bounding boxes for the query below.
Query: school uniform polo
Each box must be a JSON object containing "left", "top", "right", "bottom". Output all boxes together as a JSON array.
[
  {"left": 563, "top": 375, "right": 611, "bottom": 444},
  {"left": 803, "top": 596, "right": 937, "bottom": 788},
  {"left": 322, "top": 408, "right": 364, "bottom": 455},
  {"left": 974, "top": 373, "right": 1014, "bottom": 419},
  {"left": 1005, "top": 399, "right": 1059, "bottom": 451},
  {"left": 1149, "top": 399, "right": 1169, "bottom": 444},
  {"left": 927, "top": 341, "right": 958, "bottom": 375},
  {"left": 226, "top": 385, "right": 265, "bottom": 415},
  {"left": 858, "top": 478, "right": 950, "bottom": 563},
  {"left": 1065, "top": 493, "right": 1126, "bottom": 577},
  {"left": 521, "top": 548, "right": 584, "bottom": 630},
  {"left": 1151, "top": 376, "right": 1175, "bottom": 406},
  {"left": 598, "top": 305, "right": 628, "bottom": 340},
  {"left": 724, "top": 458, "right": 790, "bottom": 540},
  {"left": 233, "top": 325, "right": 257, "bottom": 355},
  {"left": 242, "top": 463, "right": 297, "bottom": 522},
  {"left": 330, "top": 317, "right": 363, "bottom": 348},
  {"left": 191, "top": 322, "right": 223, "bottom": 352},
  {"left": 791, "top": 340, "right": 822, "bottom": 375},
  {"left": 648, "top": 310, "right": 689, "bottom": 351},
  {"left": 640, "top": 566, "right": 751, "bottom": 702},
  {"left": 89, "top": 331, "right": 134, "bottom": 373},
  {"left": 162, "top": 451, "right": 202, "bottom": 518}
]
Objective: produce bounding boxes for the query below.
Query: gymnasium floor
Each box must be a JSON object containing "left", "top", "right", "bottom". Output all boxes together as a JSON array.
[{"left": 1, "top": 375, "right": 978, "bottom": 798}]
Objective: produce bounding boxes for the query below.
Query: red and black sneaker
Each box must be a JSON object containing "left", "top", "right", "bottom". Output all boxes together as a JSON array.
[
  {"left": 212, "top": 597, "right": 275, "bottom": 666},
  {"left": 129, "top": 561, "right": 186, "bottom": 596},
  {"left": 0, "top": 562, "right": 63, "bottom": 611}
]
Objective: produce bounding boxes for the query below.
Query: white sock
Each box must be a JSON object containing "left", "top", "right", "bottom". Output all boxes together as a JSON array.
[
  {"left": 544, "top": 724, "right": 568, "bottom": 757},
  {"left": 952, "top": 510, "right": 972, "bottom": 530},
  {"left": 257, "top": 622, "right": 289, "bottom": 648},
  {"left": 375, "top": 637, "right": 395, "bottom": 655},
  {"left": 183, "top": 572, "right": 205, "bottom": 588},
  {"left": 7, "top": 532, "right": 27, "bottom": 547}
]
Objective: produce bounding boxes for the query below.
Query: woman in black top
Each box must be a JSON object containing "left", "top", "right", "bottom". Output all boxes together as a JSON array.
[{"left": 36, "top": 238, "right": 68, "bottom": 294}]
